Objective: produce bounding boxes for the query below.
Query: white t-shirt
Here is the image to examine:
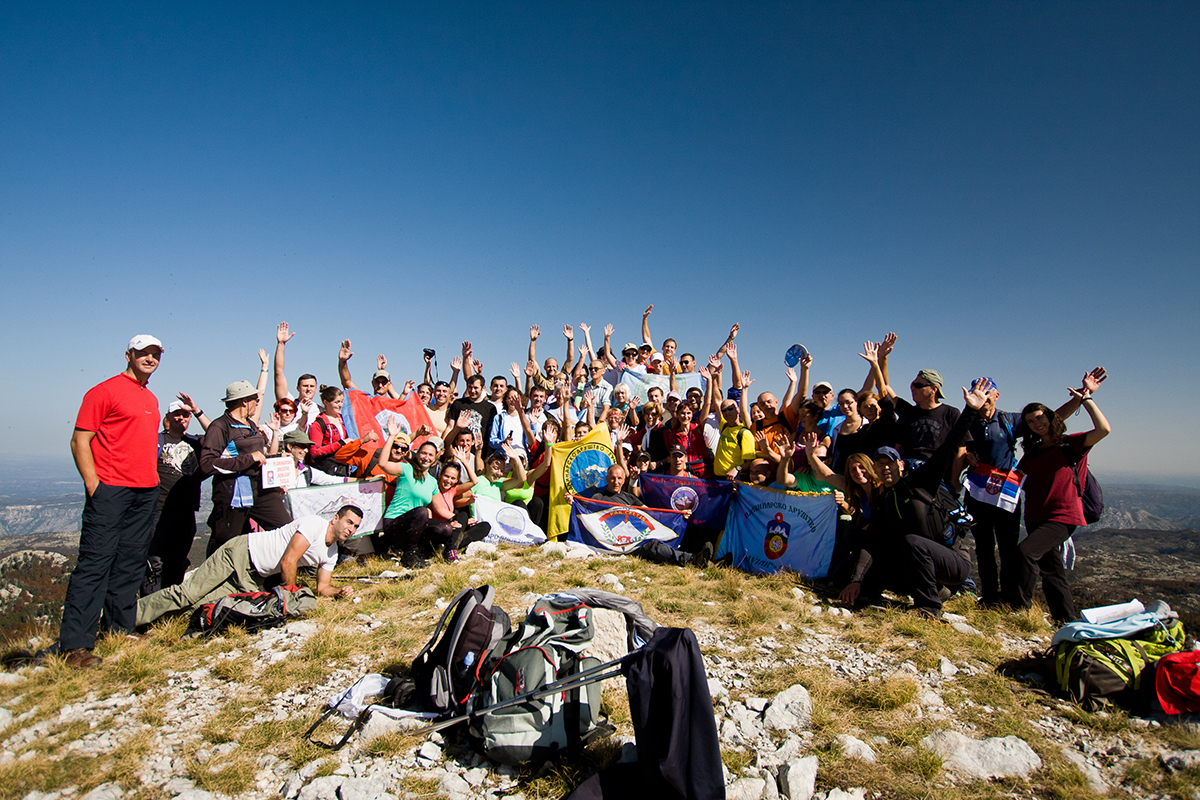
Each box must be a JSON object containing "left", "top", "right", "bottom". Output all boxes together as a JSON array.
[{"left": 248, "top": 516, "right": 338, "bottom": 577}]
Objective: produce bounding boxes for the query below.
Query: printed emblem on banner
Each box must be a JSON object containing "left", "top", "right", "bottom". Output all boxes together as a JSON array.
[
  {"left": 985, "top": 472, "right": 1005, "bottom": 495},
  {"left": 764, "top": 512, "right": 791, "bottom": 560},
  {"left": 668, "top": 486, "right": 699, "bottom": 513},
  {"left": 564, "top": 443, "right": 614, "bottom": 493},
  {"left": 592, "top": 508, "right": 653, "bottom": 547},
  {"left": 494, "top": 506, "right": 528, "bottom": 537}
]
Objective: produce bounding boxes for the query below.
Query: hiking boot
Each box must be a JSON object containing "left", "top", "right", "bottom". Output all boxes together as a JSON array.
[
  {"left": 63, "top": 649, "right": 103, "bottom": 669},
  {"left": 400, "top": 550, "right": 430, "bottom": 570},
  {"left": 691, "top": 541, "right": 715, "bottom": 569}
]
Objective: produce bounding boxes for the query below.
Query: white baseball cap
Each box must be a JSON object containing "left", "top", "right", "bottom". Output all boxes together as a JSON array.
[{"left": 128, "top": 334, "right": 164, "bottom": 352}]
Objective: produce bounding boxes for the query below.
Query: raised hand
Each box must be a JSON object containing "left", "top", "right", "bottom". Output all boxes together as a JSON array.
[
  {"left": 1082, "top": 367, "right": 1107, "bottom": 395},
  {"left": 276, "top": 322, "right": 295, "bottom": 344},
  {"left": 378, "top": 354, "right": 388, "bottom": 370},
  {"left": 258, "top": 348, "right": 268, "bottom": 367},
  {"left": 339, "top": 340, "right": 353, "bottom": 361},
  {"left": 964, "top": 378, "right": 994, "bottom": 410},
  {"left": 525, "top": 360, "right": 537, "bottom": 377},
  {"left": 879, "top": 332, "right": 897, "bottom": 358},
  {"left": 563, "top": 324, "right": 573, "bottom": 340},
  {"left": 530, "top": 325, "right": 541, "bottom": 341},
  {"left": 176, "top": 392, "right": 200, "bottom": 414},
  {"left": 451, "top": 356, "right": 463, "bottom": 371}
]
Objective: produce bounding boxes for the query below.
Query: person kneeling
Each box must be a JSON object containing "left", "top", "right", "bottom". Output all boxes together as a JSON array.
[{"left": 136, "top": 505, "right": 361, "bottom": 627}]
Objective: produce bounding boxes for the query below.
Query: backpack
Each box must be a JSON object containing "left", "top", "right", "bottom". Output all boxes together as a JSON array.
[
  {"left": 410, "top": 585, "right": 512, "bottom": 715},
  {"left": 310, "top": 417, "right": 358, "bottom": 477},
  {"left": 912, "top": 482, "right": 974, "bottom": 548},
  {"left": 1052, "top": 618, "right": 1186, "bottom": 711},
  {"left": 1155, "top": 651, "right": 1200, "bottom": 714},
  {"left": 1060, "top": 440, "right": 1103, "bottom": 524},
  {"left": 468, "top": 593, "right": 612, "bottom": 765},
  {"left": 189, "top": 584, "right": 318, "bottom": 636}
]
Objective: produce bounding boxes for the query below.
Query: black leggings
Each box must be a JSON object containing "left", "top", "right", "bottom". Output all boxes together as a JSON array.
[
  {"left": 1015, "top": 520, "right": 1077, "bottom": 623},
  {"left": 376, "top": 507, "right": 452, "bottom": 556}
]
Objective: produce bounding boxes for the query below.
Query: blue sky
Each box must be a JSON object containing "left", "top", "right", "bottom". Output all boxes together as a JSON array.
[{"left": 2, "top": 2, "right": 1198, "bottom": 489}]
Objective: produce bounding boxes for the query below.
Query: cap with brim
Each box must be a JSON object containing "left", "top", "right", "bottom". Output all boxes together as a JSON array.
[
  {"left": 372, "top": 370, "right": 390, "bottom": 382},
  {"left": 622, "top": 342, "right": 639, "bottom": 354},
  {"left": 282, "top": 430, "right": 315, "bottom": 447},
  {"left": 873, "top": 446, "right": 903, "bottom": 462},
  {"left": 918, "top": 369, "right": 945, "bottom": 399},
  {"left": 222, "top": 380, "right": 258, "bottom": 403},
  {"left": 128, "top": 334, "right": 163, "bottom": 353}
]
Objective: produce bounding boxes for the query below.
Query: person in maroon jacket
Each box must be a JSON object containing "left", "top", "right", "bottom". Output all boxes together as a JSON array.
[{"left": 57, "top": 335, "right": 164, "bottom": 668}]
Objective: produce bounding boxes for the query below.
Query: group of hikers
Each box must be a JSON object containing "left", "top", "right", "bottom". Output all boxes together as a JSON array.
[{"left": 53, "top": 306, "right": 1110, "bottom": 667}]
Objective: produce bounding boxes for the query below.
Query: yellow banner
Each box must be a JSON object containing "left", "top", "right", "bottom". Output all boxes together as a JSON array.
[{"left": 547, "top": 425, "right": 616, "bottom": 539}]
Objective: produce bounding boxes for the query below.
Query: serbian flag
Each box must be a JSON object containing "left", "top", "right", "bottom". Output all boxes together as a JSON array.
[
  {"left": 567, "top": 495, "right": 687, "bottom": 554},
  {"left": 966, "top": 464, "right": 1025, "bottom": 513},
  {"left": 547, "top": 425, "right": 615, "bottom": 540},
  {"left": 638, "top": 472, "right": 735, "bottom": 529},
  {"left": 618, "top": 370, "right": 705, "bottom": 405},
  {"left": 716, "top": 483, "right": 837, "bottom": 577},
  {"left": 342, "top": 390, "right": 436, "bottom": 451}
]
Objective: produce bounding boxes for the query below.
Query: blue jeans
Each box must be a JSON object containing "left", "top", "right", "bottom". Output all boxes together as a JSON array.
[{"left": 59, "top": 483, "right": 158, "bottom": 650}]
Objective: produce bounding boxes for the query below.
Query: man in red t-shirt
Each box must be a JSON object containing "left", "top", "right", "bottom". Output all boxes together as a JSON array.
[{"left": 58, "top": 335, "right": 164, "bottom": 668}]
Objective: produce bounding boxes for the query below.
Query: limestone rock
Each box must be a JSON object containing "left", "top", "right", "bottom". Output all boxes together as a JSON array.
[
  {"left": 779, "top": 755, "right": 817, "bottom": 800},
  {"left": 835, "top": 734, "right": 877, "bottom": 763},
  {"left": 764, "top": 684, "right": 813, "bottom": 731},
  {"left": 920, "top": 729, "right": 1041, "bottom": 779}
]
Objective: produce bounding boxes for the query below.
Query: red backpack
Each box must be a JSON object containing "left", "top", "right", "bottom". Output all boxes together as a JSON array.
[{"left": 1155, "top": 651, "right": 1200, "bottom": 714}]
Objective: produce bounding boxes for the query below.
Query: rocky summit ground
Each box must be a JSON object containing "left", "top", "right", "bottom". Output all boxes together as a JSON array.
[{"left": 0, "top": 541, "right": 1198, "bottom": 800}]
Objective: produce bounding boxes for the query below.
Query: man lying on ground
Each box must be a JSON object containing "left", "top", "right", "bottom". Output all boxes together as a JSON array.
[{"left": 136, "top": 505, "right": 361, "bottom": 627}]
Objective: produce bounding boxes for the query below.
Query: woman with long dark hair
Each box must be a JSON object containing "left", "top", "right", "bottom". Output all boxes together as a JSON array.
[{"left": 1014, "top": 389, "right": 1110, "bottom": 622}]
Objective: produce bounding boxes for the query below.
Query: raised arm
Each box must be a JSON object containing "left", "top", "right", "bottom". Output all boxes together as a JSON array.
[
  {"left": 337, "top": 339, "right": 356, "bottom": 390},
  {"left": 563, "top": 325, "right": 575, "bottom": 374},
  {"left": 528, "top": 325, "right": 540, "bottom": 367},
  {"left": 461, "top": 342, "right": 475, "bottom": 380},
  {"left": 273, "top": 322, "right": 294, "bottom": 402},
  {"left": 1073, "top": 388, "right": 1111, "bottom": 448},
  {"left": 801, "top": 432, "right": 847, "bottom": 491},
  {"left": 601, "top": 324, "right": 618, "bottom": 369}
]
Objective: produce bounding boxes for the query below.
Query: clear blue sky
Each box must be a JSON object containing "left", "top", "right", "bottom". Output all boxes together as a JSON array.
[{"left": 2, "top": 2, "right": 1197, "bottom": 489}]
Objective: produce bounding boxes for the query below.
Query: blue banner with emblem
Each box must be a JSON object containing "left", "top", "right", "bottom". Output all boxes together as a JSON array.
[
  {"left": 715, "top": 483, "right": 837, "bottom": 577},
  {"left": 638, "top": 473, "right": 736, "bottom": 529},
  {"left": 566, "top": 496, "right": 688, "bottom": 554}
]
